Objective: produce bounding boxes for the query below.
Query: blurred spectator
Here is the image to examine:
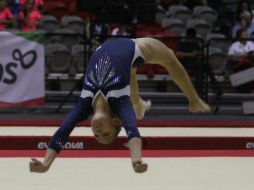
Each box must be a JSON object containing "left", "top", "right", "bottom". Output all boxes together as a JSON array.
[
  {"left": 18, "top": 1, "right": 42, "bottom": 32},
  {"left": 228, "top": 29, "right": 254, "bottom": 73},
  {"left": 86, "top": 16, "right": 109, "bottom": 43},
  {"left": 228, "top": 29, "right": 254, "bottom": 93},
  {"left": 0, "top": 0, "right": 15, "bottom": 30},
  {"left": 19, "top": 0, "right": 44, "bottom": 11},
  {"left": 111, "top": 25, "right": 132, "bottom": 36},
  {"left": 232, "top": 10, "right": 254, "bottom": 38},
  {"left": 236, "top": 0, "right": 253, "bottom": 22},
  {"left": 6, "top": 0, "right": 21, "bottom": 16},
  {"left": 176, "top": 28, "right": 221, "bottom": 97}
]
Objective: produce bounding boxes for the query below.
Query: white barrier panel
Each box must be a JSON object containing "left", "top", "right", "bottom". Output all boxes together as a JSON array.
[
  {"left": 229, "top": 67, "right": 254, "bottom": 87},
  {"left": 0, "top": 32, "right": 45, "bottom": 107}
]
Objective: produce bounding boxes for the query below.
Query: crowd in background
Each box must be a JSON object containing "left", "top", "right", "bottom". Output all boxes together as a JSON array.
[
  {"left": 1, "top": 0, "right": 254, "bottom": 93},
  {"left": 0, "top": 0, "right": 43, "bottom": 31},
  {"left": 1, "top": 0, "right": 254, "bottom": 38}
]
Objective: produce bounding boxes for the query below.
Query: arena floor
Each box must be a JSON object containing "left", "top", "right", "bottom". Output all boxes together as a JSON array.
[
  {"left": 1, "top": 157, "right": 254, "bottom": 190},
  {"left": 1, "top": 123, "right": 254, "bottom": 190}
]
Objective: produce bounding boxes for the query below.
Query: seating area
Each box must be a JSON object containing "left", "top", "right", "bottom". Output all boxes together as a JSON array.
[
  {"left": 36, "top": 1, "right": 253, "bottom": 96},
  {"left": 0, "top": 0, "right": 254, "bottom": 114},
  {"left": 161, "top": 5, "right": 217, "bottom": 38}
]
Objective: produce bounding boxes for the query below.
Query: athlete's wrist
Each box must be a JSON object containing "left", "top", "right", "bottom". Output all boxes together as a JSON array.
[
  {"left": 132, "top": 160, "right": 142, "bottom": 167},
  {"left": 43, "top": 148, "right": 58, "bottom": 168}
]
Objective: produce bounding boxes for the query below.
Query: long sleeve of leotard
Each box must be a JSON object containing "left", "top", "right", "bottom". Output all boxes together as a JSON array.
[
  {"left": 48, "top": 97, "right": 93, "bottom": 153},
  {"left": 108, "top": 96, "right": 140, "bottom": 141}
]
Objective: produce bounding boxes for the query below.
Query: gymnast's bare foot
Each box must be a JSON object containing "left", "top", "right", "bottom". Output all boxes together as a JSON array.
[
  {"left": 189, "top": 98, "right": 211, "bottom": 113},
  {"left": 133, "top": 98, "right": 152, "bottom": 120}
]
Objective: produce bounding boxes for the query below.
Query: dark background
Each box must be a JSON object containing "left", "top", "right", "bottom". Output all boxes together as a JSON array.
[{"left": 76, "top": 0, "right": 156, "bottom": 24}]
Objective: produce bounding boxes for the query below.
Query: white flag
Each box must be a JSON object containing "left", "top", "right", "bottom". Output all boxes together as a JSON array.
[{"left": 0, "top": 31, "right": 45, "bottom": 107}]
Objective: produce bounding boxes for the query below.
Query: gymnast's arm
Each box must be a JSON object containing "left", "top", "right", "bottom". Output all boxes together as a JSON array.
[
  {"left": 29, "top": 97, "right": 93, "bottom": 173},
  {"left": 108, "top": 96, "right": 148, "bottom": 173}
]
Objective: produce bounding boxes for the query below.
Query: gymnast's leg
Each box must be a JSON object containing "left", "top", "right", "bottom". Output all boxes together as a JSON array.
[
  {"left": 133, "top": 38, "right": 211, "bottom": 113},
  {"left": 130, "top": 67, "right": 151, "bottom": 119}
]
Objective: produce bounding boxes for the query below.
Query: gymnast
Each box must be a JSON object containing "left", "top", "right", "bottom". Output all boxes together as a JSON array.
[{"left": 29, "top": 37, "right": 211, "bottom": 174}]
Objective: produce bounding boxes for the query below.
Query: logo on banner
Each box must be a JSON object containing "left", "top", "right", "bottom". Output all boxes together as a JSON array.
[
  {"left": 0, "top": 49, "right": 37, "bottom": 84},
  {"left": 37, "top": 142, "right": 85, "bottom": 150},
  {"left": 246, "top": 142, "right": 254, "bottom": 149}
]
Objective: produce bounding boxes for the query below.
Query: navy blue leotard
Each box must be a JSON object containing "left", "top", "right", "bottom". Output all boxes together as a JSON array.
[{"left": 48, "top": 38, "right": 145, "bottom": 152}]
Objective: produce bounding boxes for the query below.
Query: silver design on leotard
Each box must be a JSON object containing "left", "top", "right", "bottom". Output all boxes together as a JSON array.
[
  {"left": 87, "top": 72, "right": 97, "bottom": 88},
  {"left": 96, "top": 52, "right": 112, "bottom": 87},
  {"left": 86, "top": 52, "right": 121, "bottom": 89},
  {"left": 56, "top": 138, "right": 64, "bottom": 148},
  {"left": 104, "top": 75, "right": 120, "bottom": 88},
  {"left": 104, "top": 69, "right": 116, "bottom": 84}
]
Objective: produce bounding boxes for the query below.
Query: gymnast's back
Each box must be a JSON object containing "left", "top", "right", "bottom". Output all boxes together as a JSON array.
[{"left": 83, "top": 38, "right": 144, "bottom": 98}]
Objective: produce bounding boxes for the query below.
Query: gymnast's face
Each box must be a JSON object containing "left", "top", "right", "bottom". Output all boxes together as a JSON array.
[{"left": 91, "top": 112, "right": 120, "bottom": 144}]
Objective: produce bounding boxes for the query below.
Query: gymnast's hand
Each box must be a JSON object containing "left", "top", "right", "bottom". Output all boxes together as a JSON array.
[
  {"left": 29, "top": 158, "right": 50, "bottom": 173},
  {"left": 132, "top": 161, "right": 148, "bottom": 173}
]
